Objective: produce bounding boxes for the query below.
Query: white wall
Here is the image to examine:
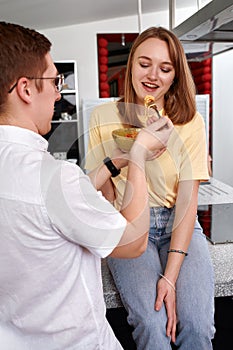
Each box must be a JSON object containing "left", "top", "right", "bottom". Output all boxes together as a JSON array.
[
  {"left": 41, "top": 7, "right": 196, "bottom": 104},
  {"left": 41, "top": 12, "right": 167, "bottom": 103},
  {"left": 212, "top": 50, "right": 233, "bottom": 187}
]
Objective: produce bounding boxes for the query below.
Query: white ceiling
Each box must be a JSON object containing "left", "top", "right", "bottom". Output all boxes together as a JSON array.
[{"left": 0, "top": 0, "right": 200, "bottom": 30}]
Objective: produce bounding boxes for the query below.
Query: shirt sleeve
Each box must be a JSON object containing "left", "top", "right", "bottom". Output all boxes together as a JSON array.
[
  {"left": 42, "top": 160, "right": 127, "bottom": 258},
  {"left": 179, "top": 113, "right": 209, "bottom": 182}
]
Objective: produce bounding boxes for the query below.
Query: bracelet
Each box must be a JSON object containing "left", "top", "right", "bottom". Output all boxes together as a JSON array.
[
  {"left": 159, "top": 273, "right": 176, "bottom": 291},
  {"left": 167, "top": 249, "right": 188, "bottom": 256},
  {"left": 103, "top": 157, "right": 121, "bottom": 177}
]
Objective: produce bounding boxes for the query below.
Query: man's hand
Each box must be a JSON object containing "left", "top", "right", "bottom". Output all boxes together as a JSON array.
[{"left": 134, "top": 117, "right": 173, "bottom": 159}]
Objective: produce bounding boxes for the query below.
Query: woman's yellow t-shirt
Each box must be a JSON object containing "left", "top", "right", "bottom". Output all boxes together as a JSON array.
[{"left": 85, "top": 101, "right": 209, "bottom": 209}]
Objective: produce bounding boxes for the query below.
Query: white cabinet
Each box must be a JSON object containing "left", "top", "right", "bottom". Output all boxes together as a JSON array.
[
  {"left": 80, "top": 98, "right": 117, "bottom": 168},
  {"left": 44, "top": 60, "right": 80, "bottom": 164}
]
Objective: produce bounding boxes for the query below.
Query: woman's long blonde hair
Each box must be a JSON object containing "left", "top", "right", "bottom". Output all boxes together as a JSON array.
[{"left": 117, "top": 26, "right": 196, "bottom": 126}]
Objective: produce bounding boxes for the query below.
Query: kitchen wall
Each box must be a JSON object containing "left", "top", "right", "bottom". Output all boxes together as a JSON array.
[
  {"left": 212, "top": 49, "right": 233, "bottom": 187},
  {"left": 40, "top": 7, "right": 195, "bottom": 101}
]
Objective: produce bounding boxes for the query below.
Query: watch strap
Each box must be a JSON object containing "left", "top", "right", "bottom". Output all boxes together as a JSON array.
[{"left": 103, "top": 157, "right": 121, "bottom": 177}]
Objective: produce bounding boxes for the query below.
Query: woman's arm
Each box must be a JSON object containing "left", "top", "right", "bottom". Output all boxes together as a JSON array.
[
  {"left": 155, "top": 179, "right": 200, "bottom": 342},
  {"left": 164, "top": 179, "right": 199, "bottom": 282}
]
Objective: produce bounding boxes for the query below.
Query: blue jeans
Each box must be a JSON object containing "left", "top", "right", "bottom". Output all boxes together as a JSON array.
[{"left": 107, "top": 207, "right": 215, "bottom": 350}]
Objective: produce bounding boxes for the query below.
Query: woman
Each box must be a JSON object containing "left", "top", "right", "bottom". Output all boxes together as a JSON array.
[{"left": 86, "top": 27, "right": 215, "bottom": 349}]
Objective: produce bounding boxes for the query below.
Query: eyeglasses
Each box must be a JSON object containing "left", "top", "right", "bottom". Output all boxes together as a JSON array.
[{"left": 8, "top": 74, "right": 65, "bottom": 93}]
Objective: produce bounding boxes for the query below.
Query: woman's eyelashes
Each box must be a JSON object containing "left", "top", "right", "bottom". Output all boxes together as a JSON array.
[
  {"left": 139, "top": 62, "right": 149, "bottom": 68},
  {"left": 161, "top": 67, "right": 172, "bottom": 73},
  {"left": 139, "top": 62, "right": 172, "bottom": 74}
]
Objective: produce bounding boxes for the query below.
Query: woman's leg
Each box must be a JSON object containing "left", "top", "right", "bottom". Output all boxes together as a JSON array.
[
  {"left": 107, "top": 241, "right": 172, "bottom": 350},
  {"left": 160, "top": 220, "right": 215, "bottom": 350}
]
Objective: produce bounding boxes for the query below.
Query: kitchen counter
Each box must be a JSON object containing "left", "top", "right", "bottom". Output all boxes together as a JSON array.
[
  {"left": 102, "top": 241, "right": 233, "bottom": 308},
  {"left": 102, "top": 177, "right": 233, "bottom": 308},
  {"left": 198, "top": 177, "right": 233, "bottom": 206},
  {"left": 208, "top": 243, "right": 233, "bottom": 297}
]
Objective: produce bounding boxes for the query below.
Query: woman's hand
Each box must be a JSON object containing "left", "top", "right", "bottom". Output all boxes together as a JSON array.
[{"left": 155, "top": 277, "right": 177, "bottom": 343}]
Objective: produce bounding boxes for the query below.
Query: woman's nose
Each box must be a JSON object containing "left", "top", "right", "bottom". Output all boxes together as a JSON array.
[{"left": 147, "top": 66, "right": 158, "bottom": 80}]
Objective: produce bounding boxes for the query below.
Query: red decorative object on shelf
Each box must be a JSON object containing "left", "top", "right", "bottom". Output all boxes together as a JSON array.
[{"left": 98, "top": 37, "right": 110, "bottom": 97}]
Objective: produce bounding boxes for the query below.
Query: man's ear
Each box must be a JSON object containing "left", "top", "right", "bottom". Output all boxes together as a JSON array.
[{"left": 16, "top": 77, "right": 32, "bottom": 103}]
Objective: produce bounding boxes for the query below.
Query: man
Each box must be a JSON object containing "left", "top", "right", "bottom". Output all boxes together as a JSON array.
[{"left": 0, "top": 21, "right": 173, "bottom": 349}]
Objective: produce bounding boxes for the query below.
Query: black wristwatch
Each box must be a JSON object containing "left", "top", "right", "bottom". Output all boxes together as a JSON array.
[{"left": 103, "top": 157, "right": 121, "bottom": 177}]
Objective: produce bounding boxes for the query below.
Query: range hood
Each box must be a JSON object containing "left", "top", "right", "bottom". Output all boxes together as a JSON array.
[{"left": 172, "top": 0, "right": 233, "bottom": 61}]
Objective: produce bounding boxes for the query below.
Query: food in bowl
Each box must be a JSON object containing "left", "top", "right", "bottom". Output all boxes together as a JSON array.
[{"left": 112, "top": 128, "right": 141, "bottom": 152}]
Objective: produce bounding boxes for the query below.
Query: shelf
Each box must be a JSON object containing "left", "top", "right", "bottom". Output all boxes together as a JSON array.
[
  {"left": 61, "top": 89, "right": 76, "bottom": 94},
  {"left": 51, "top": 119, "right": 78, "bottom": 123},
  {"left": 43, "top": 60, "right": 80, "bottom": 164}
]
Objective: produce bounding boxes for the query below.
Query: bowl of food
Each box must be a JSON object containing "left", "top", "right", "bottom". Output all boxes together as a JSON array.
[{"left": 112, "top": 128, "right": 141, "bottom": 152}]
